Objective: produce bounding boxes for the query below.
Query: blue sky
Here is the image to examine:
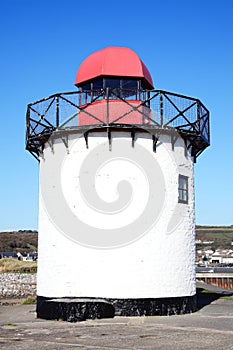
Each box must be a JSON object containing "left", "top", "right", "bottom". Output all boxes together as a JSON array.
[{"left": 0, "top": 0, "right": 232, "bottom": 230}]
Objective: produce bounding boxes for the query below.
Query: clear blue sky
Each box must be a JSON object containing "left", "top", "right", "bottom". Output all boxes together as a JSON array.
[{"left": 0, "top": 0, "right": 232, "bottom": 230}]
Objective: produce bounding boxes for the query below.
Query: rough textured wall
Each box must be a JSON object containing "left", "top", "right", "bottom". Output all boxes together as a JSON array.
[{"left": 37, "top": 131, "right": 195, "bottom": 299}]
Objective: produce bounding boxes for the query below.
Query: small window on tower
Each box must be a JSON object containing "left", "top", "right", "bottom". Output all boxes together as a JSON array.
[{"left": 178, "top": 175, "right": 188, "bottom": 204}]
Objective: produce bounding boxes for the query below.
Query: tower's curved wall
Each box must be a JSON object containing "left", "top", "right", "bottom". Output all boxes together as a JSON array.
[{"left": 37, "top": 130, "right": 196, "bottom": 317}]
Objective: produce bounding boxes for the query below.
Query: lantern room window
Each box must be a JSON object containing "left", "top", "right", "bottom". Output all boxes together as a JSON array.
[
  {"left": 80, "top": 78, "right": 143, "bottom": 91},
  {"left": 178, "top": 175, "right": 188, "bottom": 204},
  {"left": 79, "top": 78, "right": 151, "bottom": 106}
]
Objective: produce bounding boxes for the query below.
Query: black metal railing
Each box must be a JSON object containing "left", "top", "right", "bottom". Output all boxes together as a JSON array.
[{"left": 26, "top": 89, "right": 210, "bottom": 160}]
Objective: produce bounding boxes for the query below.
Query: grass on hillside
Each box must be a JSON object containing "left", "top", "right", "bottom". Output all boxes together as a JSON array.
[
  {"left": 0, "top": 231, "right": 38, "bottom": 253},
  {"left": 0, "top": 258, "right": 37, "bottom": 273},
  {"left": 195, "top": 227, "right": 233, "bottom": 249}
]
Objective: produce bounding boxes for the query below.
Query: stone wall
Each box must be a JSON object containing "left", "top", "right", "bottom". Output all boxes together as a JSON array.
[{"left": 0, "top": 273, "right": 37, "bottom": 299}]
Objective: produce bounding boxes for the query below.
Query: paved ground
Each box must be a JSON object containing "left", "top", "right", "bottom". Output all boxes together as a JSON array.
[{"left": 0, "top": 290, "right": 233, "bottom": 350}]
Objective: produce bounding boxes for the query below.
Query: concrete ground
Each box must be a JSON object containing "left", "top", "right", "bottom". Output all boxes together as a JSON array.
[{"left": 0, "top": 288, "right": 233, "bottom": 350}]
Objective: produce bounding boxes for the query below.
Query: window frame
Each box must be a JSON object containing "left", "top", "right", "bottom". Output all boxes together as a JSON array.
[{"left": 178, "top": 175, "right": 189, "bottom": 204}]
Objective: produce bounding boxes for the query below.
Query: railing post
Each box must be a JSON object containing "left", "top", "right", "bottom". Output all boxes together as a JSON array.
[
  {"left": 56, "top": 95, "right": 59, "bottom": 128},
  {"left": 146, "top": 90, "right": 150, "bottom": 108},
  {"left": 197, "top": 101, "right": 201, "bottom": 133},
  {"left": 160, "top": 91, "right": 164, "bottom": 126},
  {"left": 106, "top": 87, "right": 109, "bottom": 125},
  {"left": 26, "top": 106, "right": 30, "bottom": 147}
]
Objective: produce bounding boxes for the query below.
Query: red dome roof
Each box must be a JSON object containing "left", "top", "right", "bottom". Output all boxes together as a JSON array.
[{"left": 75, "top": 47, "right": 154, "bottom": 89}]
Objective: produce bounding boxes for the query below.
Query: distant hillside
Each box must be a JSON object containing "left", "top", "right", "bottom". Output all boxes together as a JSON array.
[
  {"left": 196, "top": 225, "right": 233, "bottom": 249},
  {"left": 0, "top": 226, "right": 233, "bottom": 253},
  {"left": 0, "top": 230, "right": 38, "bottom": 253}
]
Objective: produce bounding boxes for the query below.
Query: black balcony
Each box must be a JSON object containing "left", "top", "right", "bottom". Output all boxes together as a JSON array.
[{"left": 26, "top": 89, "right": 210, "bottom": 161}]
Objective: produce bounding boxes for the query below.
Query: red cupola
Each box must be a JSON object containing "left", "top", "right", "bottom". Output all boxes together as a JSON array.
[{"left": 75, "top": 46, "right": 154, "bottom": 89}]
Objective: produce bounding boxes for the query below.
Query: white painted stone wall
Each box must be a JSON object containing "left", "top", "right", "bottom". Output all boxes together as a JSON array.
[{"left": 37, "top": 131, "right": 195, "bottom": 299}]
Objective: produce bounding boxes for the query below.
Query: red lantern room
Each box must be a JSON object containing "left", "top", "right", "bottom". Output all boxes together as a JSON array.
[{"left": 74, "top": 47, "right": 154, "bottom": 126}]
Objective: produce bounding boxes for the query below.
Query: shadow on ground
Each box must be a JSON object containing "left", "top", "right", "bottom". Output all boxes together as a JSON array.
[
  {"left": 196, "top": 283, "right": 233, "bottom": 310},
  {"left": 196, "top": 287, "right": 221, "bottom": 309}
]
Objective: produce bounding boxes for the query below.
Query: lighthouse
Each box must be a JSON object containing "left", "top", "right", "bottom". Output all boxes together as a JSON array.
[{"left": 26, "top": 47, "right": 210, "bottom": 321}]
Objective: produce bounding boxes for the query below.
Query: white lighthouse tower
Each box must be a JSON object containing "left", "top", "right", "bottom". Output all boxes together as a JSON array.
[{"left": 26, "top": 47, "right": 210, "bottom": 321}]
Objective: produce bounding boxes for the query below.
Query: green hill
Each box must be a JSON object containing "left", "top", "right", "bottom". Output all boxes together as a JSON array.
[
  {"left": 0, "top": 230, "right": 38, "bottom": 253},
  {"left": 196, "top": 225, "right": 233, "bottom": 249},
  {"left": 0, "top": 226, "right": 232, "bottom": 253}
]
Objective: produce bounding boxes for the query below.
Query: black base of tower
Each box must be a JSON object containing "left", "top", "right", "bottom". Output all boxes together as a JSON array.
[{"left": 36, "top": 295, "right": 197, "bottom": 322}]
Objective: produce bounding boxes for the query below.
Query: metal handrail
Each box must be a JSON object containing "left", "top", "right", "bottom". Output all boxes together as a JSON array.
[{"left": 26, "top": 89, "right": 210, "bottom": 160}]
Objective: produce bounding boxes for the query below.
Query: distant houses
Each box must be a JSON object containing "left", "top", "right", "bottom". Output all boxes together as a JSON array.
[
  {"left": 197, "top": 248, "right": 233, "bottom": 266},
  {"left": 0, "top": 252, "right": 37, "bottom": 261},
  {"left": 211, "top": 249, "right": 233, "bottom": 264},
  {"left": 17, "top": 252, "right": 37, "bottom": 261},
  {"left": 0, "top": 252, "right": 18, "bottom": 259}
]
